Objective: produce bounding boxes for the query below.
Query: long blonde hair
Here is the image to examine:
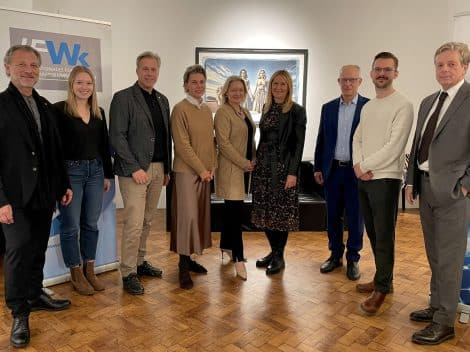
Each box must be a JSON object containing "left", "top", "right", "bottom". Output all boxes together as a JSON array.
[
  {"left": 263, "top": 70, "right": 294, "bottom": 114},
  {"left": 65, "top": 66, "right": 102, "bottom": 119}
]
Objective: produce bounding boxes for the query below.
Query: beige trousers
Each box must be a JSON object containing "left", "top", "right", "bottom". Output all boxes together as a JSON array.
[{"left": 118, "top": 162, "right": 164, "bottom": 277}]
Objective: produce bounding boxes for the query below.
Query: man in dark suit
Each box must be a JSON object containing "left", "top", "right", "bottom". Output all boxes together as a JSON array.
[
  {"left": 314, "top": 65, "right": 368, "bottom": 280},
  {"left": 0, "top": 45, "right": 73, "bottom": 348},
  {"left": 109, "top": 51, "right": 171, "bottom": 295},
  {"left": 406, "top": 42, "right": 470, "bottom": 345}
]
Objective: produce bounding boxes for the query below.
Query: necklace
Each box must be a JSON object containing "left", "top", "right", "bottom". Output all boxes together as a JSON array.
[{"left": 229, "top": 103, "right": 244, "bottom": 118}]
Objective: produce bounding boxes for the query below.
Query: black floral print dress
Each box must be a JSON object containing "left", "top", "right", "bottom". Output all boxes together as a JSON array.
[{"left": 251, "top": 103, "right": 299, "bottom": 231}]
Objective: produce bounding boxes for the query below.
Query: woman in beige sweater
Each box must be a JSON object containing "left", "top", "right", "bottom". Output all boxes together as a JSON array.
[
  {"left": 214, "top": 76, "right": 256, "bottom": 280},
  {"left": 170, "top": 65, "right": 217, "bottom": 289}
]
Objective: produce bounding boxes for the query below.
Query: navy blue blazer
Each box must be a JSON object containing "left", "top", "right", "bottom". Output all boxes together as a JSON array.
[{"left": 313, "top": 95, "right": 369, "bottom": 181}]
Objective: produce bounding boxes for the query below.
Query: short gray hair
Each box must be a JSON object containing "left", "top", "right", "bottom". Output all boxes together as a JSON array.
[
  {"left": 4, "top": 45, "right": 41, "bottom": 65},
  {"left": 136, "top": 51, "right": 161, "bottom": 68},
  {"left": 434, "top": 42, "right": 470, "bottom": 65}
]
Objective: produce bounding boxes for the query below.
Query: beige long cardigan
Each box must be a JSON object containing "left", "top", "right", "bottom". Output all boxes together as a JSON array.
[{"left": 214, "top": 103, "right": 256, "bottom": 200}]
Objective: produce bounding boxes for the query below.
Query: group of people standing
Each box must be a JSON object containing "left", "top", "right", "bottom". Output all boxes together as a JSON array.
[
  {"left": 0, "top": 45, "right": 306, "bottom": 348},
  {"left": 314, "top": 44, "right": 470, "bottom": 346},
  {"left": 0, "top": 40, "right": 469, "bottom": 349}
]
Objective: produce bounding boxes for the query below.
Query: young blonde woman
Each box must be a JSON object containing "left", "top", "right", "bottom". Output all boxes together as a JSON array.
[
  {"left": 54, "top": 66, "right": 113, "bottom": 295},
  {"left": 214, "top": 76, "right": 256, "bottom": 280}
]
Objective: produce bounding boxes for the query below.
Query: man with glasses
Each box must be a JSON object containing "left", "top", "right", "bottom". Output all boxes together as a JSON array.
[
  {"left": 0, "top": 45, "right": 73, "bottom": 348},
  {"left": 406, "top": 42, "right": 470, "bottom": 345},
  {"left": 352, "top": 52, "right": 413, "bottom": 315},
  {"left": 314, "top": 65, "right": 368, "bottom": 281}
]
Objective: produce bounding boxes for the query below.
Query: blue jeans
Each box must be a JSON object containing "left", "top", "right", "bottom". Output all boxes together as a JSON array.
[{"left": 59, "top": 159, "right": 104, "bottom": 268}]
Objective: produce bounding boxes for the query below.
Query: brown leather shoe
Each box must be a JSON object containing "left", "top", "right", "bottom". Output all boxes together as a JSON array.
[
  {"left": 356, "top": 281, "right": 393, "bottom": 293},
  {"left": 360, "top": 291, "right": 386, "bottom": 315},
  {"left": 70, "top": 266, "right": 94, "bottom": 295},
  {"left": 83, "top": 261, "right": 105, "bottom": 291}
]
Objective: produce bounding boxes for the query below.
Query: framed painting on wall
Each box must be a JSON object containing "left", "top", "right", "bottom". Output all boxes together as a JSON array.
[{"left": 195, "top": 47, "right": 308, "bottom": 122}]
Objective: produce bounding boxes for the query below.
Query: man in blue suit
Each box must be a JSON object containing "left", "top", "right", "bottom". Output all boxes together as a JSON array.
[{"left": 314, "top": 65, "right": 369, "bottom": 280}]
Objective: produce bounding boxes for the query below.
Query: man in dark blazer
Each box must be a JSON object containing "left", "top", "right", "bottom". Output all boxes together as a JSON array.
[
  {"left": 406, "top": 42, "right": 470, "bottom": 345},
  {"left": 314, "top": 65, "right": 368, "bottom": 280},
  {"left": 109, "top": 51, "right": 171, "bottom": 295},
  {"left": 0, "top": 45, "right": 73, "bottom": 348}
]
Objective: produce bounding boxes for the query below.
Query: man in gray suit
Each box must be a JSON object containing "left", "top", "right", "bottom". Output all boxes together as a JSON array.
[
  {"left": 110, "top": 51, "right": 171, "bottom": 295},
  {"left": 406, "top": 42, "right": 470, "bottom": 345}
]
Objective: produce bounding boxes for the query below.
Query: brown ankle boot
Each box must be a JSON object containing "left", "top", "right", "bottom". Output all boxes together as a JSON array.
[
  {"left": 70, "top": 266, "right": 94, "bottom": 295},
  {"left": 360, "top": 291, "right": 386, "bottom": 315},
  {"left": 83, "top": 261, "right": 105, "bottom": 291},
  {"left": 356, "top": 280, "right": 394, "bottom": 294}
]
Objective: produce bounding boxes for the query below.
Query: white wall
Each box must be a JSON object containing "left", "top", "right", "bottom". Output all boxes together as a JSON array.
[
  {"left": 0, "top": 0, "right": 32, "bottom": 9},
  {"left": 3, "top": 0, "right": 461, "bottom": 206},
  {"left": 32, "top": 0, "right": 455, "bottom": 158}
]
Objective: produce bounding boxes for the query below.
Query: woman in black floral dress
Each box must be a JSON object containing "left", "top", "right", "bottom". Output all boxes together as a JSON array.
[{"left": 251, "top": 70, "right": 307, "bottom": 275}]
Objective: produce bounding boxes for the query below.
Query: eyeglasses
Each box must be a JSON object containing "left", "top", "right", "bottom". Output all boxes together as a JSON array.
[
  {"left": 338, "top": 78, "right": 360, "bottom": 84},
  {"left": 373, "top": 67, "right": 395, "bottom": 73}
]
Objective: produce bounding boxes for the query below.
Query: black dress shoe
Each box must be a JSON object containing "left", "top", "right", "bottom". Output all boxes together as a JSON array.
[
  {"left": 319, "top": 257, "right": 342, "bottom": 273},
  {"left": 122, "top": 273, "right": 144, "bottom": 295},
  {"left": 266, "top": 250, "right": 285, "bottom": 275},
  {"left": 179, "top": 268, "right": 193, "bottom": 290},
  {"left": 189, "top": 260, "right": 208, "bottom": 274},
  {"left": 137, "top": 261, "right": 163, "bottom": 277},
  {"left": 10, "top": 315, "right": 30, "bottom": 348},
  {"left": 346, "top": 261, "right": 361, "bottom": 281},
  {"left": 256, "top": 252, "right": 273, "bottom": 268},
  {"left": 410, "top": 306, "right": 438, "bottom": 322},
  {"left": 412, "top": 322, "right": 455, "bottom": 345},
  {"left": 29, "top": 291, "right": 71, "bottom": 311}
]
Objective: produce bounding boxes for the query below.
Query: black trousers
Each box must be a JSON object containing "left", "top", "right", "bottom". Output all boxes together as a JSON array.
[
  {"left": 220, "top": 200, "right": 245, "bottom": 261},
  {"left": 358, "top": 179, "right": 400, "bottom": 293},
  {"left": 2, "top": 206, "right": 52, "bottom": 317}
]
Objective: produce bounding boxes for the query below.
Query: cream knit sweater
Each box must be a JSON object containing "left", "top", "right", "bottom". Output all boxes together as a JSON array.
[{"left": 352, "top": 91, "right": 414, "bottom": 180}]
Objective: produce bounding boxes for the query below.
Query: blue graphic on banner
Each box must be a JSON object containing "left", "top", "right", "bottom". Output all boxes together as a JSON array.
[
  {"left": 43, "top": 181, "right": 117, "bottom": 282},
  {"left": 461, "top": 223, "right": 470, "bottom": 305}
]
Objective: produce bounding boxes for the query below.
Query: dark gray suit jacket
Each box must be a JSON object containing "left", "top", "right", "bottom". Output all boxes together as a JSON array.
[
  {"left": 407, "top": 81, "right": 470, "bottom": 204},
  {"left": 109, "top": 82, "right": 171, "bottom": 176}
]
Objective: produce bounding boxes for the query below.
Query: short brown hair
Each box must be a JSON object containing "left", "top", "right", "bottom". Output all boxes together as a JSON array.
[{"left": 373, "top": 52, "right": 399, "bottom": 69}]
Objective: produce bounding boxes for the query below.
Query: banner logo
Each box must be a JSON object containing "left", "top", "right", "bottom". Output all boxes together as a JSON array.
[{"left": 10, "top": 27, "right": 102, "bottom": 91}]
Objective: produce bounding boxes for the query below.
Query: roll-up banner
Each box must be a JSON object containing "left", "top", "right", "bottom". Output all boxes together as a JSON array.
[{"left": 0, "top": 7, "right": 117, "bottom": 286}]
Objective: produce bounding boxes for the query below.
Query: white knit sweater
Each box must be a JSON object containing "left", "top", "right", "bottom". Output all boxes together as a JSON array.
[{"left": 352, "top": 91, "right": 414, "bottom": 180}]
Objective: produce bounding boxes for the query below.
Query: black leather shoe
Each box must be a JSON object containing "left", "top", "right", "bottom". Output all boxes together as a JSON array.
[
  {"left": 410, "top": 306, "right": 438, "bottom": 322},
  {"left": 346, "top": 261, "right": 361, "bottom": 281},
  {"left": 256, "top": 252, "right": 273, "bottom": 268},
  {"left": 266, "top": 250, "right": 285, "bottom": 275},
  {"left": 189, "top": 260, "right": 208, "bottom": 274},
  {"left": 412, "top": 322, "right": 455, "bottom": 345},
  {"left": 29, "top": 291, "right": 71, "bottom": 311},
  {"left": 10, "top": 315, "right": 30, "bottom": 348},
  {"left": 122, "top": 273, "right": 144, "bottom": 295},
  {"left": 137, "top": 261, "right": 163, "bottom": 277},
  {"left": 319, "top": 257, "right": 342, "bottom": 273},
  {"left": 179, "top": 268, "right": 194, "bottom": 290}
]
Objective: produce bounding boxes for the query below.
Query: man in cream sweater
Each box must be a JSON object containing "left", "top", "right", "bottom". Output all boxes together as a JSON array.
[{"left": 352, "top": 52, "right": 414, "bottom": 315}]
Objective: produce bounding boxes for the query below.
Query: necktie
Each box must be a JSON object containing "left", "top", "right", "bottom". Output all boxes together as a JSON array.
[{"left": 417, "top": 91, "right": 448, "bottom": 164}]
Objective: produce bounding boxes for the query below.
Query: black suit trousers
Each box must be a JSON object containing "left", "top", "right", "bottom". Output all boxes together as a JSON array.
[{"left": 2, "top": 206, "right": 52, "bottom": 317}]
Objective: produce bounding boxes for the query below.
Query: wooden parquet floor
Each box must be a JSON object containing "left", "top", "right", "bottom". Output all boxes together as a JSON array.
[{"left": 0, "top": 209, "right": 469, "bottom": 351}]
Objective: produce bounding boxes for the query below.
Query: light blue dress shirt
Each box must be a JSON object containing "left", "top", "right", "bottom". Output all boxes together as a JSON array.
[{"left": 334, "top": 95, "right": 358, "bottom": 161}]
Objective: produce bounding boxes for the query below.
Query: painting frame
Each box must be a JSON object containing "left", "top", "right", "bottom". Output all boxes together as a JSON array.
[{"left": 195, "top": 47, "right": 308, "bottom": 122}]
